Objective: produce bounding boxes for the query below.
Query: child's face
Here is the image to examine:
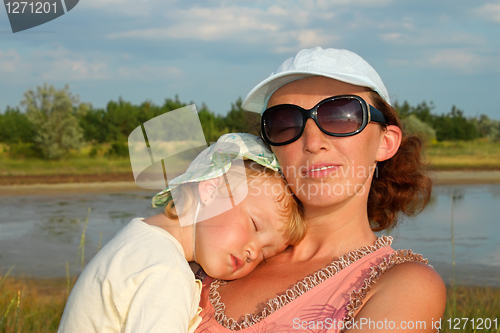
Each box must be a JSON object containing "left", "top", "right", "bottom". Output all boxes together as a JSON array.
[{"left": 195, "top": 178, "right": 289, "bottom": 280}]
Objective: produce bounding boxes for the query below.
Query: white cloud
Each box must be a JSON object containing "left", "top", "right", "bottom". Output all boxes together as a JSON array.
[
  {"left": 81, "top": 0, "right": 177, "bottom": 17},
  {"left": 380, "top": 31, "right": 487, "bottom": 48},
  {"left": 474, "top": 3, "right": 500, "bottom": 23},
  {"left": 274, "top": 29, "right": 340, "bottom": 53},
  {"left": 0, "top": 49, "right": 25, "bottom": 73},
  {"left": 380, "top": 32, "right": 403, "bottom": 43},
  {"left": 375, "top": 16, "right": 415, "bottom": 31},
  {"left": 300, "top": 0, "right": 393, "bottom": 9},
  {"left": 39, "top": 58, "right": 109, "bottom": 81},
  {"left": 294, "top": 29, "right": 337, "bottom": 48},
  {"left": 386, "top": 47, "right": 500, "bottom": 74},
  {"left": 31, "top": 47, "right": 110, "bottom": 81},
  {"left": 107, "top": 5, "right": 340, "bottom": 53},
  {"left": 0, "top": 46, "right": 183, "bottom": 84},
  {"left": 335, "top": 0, "right": 394, "bottom": 6},
  {"left": 108, "top": 7, "right": 280, "bottom": 41},
  {"left": 426, "top": 49, "right": 488, "bottom": 74},
  {"left": 267, "top": 4, "right": 288, "bottom": 16}
]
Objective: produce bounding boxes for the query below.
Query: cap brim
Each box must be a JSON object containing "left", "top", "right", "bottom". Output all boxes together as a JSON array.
[{"left": 243, "top": 70, "right": 390, "bottom": 114}]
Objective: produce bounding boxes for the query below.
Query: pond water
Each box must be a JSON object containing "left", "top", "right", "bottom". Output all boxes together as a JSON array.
[{"left": 0, "top": 184, "right": 499, "bottom": 286}]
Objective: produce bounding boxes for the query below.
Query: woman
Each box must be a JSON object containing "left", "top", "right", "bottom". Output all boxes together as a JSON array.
[{"left": 195, "top": 47, "right": 446, "bottom": 332}]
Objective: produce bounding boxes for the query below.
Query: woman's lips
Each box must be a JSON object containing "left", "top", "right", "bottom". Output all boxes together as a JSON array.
[
  {"left": 231, "top": 255, "right": 244, "bottom": 272},
  {"left": 304, "top": 163, "right": 340, "bottom": 177}
]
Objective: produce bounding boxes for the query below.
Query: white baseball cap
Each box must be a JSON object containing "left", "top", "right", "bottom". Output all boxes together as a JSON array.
[{"left": 242, "top": 47, "right": 390, "bottom": 113}]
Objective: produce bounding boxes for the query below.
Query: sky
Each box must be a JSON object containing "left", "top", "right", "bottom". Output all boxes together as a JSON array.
[{"left": 1, "top": 0, "right": 499, "bottom": 119}]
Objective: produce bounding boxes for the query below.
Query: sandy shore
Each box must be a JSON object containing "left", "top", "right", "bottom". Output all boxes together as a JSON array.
[
  {"left": 0, "top": 181, "right": 154, "bottom": 196},
  {"left": 1, "top": 170, "right": 499, "bottom": 196},
  {"left": 431, "top": 170, "right": 500, "bottom": 185}
]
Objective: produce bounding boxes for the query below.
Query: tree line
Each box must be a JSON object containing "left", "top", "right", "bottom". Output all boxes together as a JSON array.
[
  {"left": 0, "top": 84, "right": 259, "bottom": 159},
  {"left": 0, "top": 84, "right": 498, "bottom": 159},
  {"left": 396, "top": 100, "right": 500, "bottom": 144}
]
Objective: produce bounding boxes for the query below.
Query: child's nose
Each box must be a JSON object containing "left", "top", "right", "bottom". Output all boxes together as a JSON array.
[{"left": 245, "top": 249, "right": 259, "bottom": 263}]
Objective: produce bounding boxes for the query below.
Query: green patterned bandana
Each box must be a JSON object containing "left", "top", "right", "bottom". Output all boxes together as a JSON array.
[{"left": 151, "top": 133, "right": 279, "bottom": 208}]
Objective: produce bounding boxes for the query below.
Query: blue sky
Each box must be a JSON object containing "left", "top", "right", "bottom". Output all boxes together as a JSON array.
[{"left": 1, "top": 0, "right": 499, "bottom": 119}]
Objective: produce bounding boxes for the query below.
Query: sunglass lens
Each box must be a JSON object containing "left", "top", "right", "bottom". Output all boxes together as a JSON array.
[
  {"left": 317, "top": 99, "right": 363, "bottom": 134},
  {"left": 264, "top": 107, "right": 303, "bottom": 144}
]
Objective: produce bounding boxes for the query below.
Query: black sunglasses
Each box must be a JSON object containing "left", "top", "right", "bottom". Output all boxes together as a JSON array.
[{"left": 261, "top": 94, "right": 388, "bottom": 146}]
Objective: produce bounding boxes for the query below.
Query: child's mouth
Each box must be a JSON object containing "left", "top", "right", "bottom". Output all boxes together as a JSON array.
[{"left": 231, "top": 255, "right": 244, "bottom": 272}]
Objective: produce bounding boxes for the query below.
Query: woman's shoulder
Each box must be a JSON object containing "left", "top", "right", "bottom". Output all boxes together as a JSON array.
[
  {"left": 374, "top": 259, "right": 446, "bottom": 299},
  {"left": 349, "top": 253, "right": 446, "bottom": 332},
  {"left": 376, "top": 249, "right": 446, "bottom": 294},
  {"left": 376, "top": 259, "right": 446, "bottom": 303}
]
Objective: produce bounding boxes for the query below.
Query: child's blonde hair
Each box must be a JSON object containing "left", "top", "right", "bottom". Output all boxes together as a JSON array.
[{"left": 164, "top": 160, "right": 306, "bottom": 245}]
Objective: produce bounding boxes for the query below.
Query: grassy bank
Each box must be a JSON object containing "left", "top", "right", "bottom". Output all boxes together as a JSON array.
[
  {"left": 0, "top": 143, "right": 132, "bottom": 177},
  {"left": 1, "top": 140, "right": 499, "bottom": 178},
  {"left": 0, "top": 156, "right": 132, "bottom": 177},
  {"left": 0, "top": 274, "right": 499, "bottom": 333},
  {"left": 426, "top": 139, "right": 500, "bottom": 170},
  {"left": 0, "top": 274, "right": 71, "bottom": 333},
  {"left": 444, "top": 285, "right": 500, "bottom": 332}
]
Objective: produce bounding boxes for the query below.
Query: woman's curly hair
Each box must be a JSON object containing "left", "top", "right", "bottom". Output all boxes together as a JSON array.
[{"left": 368, "top": 91, "right": 432, "bottom": 231}]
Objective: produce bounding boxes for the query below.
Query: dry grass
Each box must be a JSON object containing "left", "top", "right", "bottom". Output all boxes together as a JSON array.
[
  {"left": 442, "top": 285, "right": 500, "bottom": 332},
  {"left": 0, "top": 274, "right": 76, "bottom": 333},
  {"left": 1, "top": 140, "right": 499, "bottom": 177},
  {"left": 426, "top": 140, "right": 500, "bottom": 170},
  {"left": 1, "top": 274, "right": 499, "bottom": 332},
  {"left": 0, "top": 156, "right": 132, "bottom": 177}
]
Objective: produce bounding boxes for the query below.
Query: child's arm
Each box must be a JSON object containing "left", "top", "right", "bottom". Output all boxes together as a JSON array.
[
  {"left": 58, "top": 219, "right": 202, "bottom": 333},
  {"left": 58, "top": 268, "right": 201, "bottom": 333},
  {"left": 122, "top": 269, "right": 202, "bottom": 333}
]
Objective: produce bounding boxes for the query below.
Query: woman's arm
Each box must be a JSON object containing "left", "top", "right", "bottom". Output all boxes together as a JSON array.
[{"left": 347, "top": 261, "right": 446, "bottom": 332}]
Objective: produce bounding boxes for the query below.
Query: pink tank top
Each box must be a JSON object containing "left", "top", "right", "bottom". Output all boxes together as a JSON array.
[{"left": 195, "top": 236, "right": 430, "bottom": 333}]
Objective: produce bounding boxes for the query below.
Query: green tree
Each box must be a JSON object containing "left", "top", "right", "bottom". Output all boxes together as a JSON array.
[
  {"left": 103, "top": 99, "right": 142, "bottom": 142},
  {"left": 198, "top": 103, "right": 227, "bottom": 143},
  {"left": 401, "top": 114, "right": 436, "bottom": 144},
  {"left": 162, "top": 95, "right": 187, "bottom": 112},
  {"left": 0, "top": 106, "right": 36, "bottom": 143},
  {"left": 21, "top": 83, "right": 87, "bottom": 159},
  {"left": 78, "top": 108, "right": 108, "bottom": 143},
  {"left": 394, "top": 100, "right": 435, "bottom": 125},
  {"left": 395, "top": 100, "right": 481, "bottom": 141},
  {"left": 433, "top": 106, "right": 478, "bottom": 141},
  {"left": 223, "top": 97, "right": 260, "bottom": 136},
  {"left": 473, "top": 114, "right": 500, "bottom": 141}
]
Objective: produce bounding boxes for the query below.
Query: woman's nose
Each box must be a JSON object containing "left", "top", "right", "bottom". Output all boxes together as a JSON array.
[{"left": 301, "top": 118, "right": 329, "bottom": 153}]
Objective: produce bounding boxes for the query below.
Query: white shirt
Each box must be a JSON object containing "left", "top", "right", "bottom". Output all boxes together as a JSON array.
[{"left": 58, "top": 218, "right": 202, "bottom": 333}]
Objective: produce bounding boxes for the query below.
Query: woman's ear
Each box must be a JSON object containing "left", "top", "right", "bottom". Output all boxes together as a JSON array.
[
  {"left": 198, "top": 177, "right": 221, "bottom": 206},
  {"left": 375, "top": 125, "right": 402, "bottom": 162}
]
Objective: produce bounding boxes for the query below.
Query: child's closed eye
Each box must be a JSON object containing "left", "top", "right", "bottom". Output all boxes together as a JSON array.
[{"left": 252, "top": 218, "right": 258, "bottom": 231}]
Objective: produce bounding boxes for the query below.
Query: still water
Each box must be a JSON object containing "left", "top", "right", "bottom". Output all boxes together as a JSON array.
[{"left": 1, "top": 185, "right": 499, "bottom": 286}]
